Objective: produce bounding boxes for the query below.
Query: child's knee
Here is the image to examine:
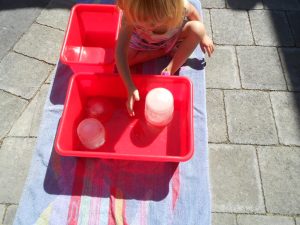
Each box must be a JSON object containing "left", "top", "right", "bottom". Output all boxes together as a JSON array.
[{"left": 184, "top": 21, "right": 205, "bottom": 39}]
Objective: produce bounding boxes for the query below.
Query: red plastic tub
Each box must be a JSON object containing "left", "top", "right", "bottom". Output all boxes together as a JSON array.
[
  {"left": 55, "top": 73, "right": 194, "bottom": 162},
  {"left": 60, "top": 4, "right": 121, "bottom": 73}
]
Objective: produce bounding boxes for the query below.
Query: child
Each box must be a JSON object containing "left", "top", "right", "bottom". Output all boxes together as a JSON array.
[{"left": 115, "top": 0, "right": 214, "bottom": 116}]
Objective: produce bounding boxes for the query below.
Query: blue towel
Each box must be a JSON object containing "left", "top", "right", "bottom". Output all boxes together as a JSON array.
[{"left": 13, "top": 0, "right": 211, "bottom": 224}]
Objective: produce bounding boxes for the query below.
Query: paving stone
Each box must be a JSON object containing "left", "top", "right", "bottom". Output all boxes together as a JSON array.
[
  {"left": 201, "top": 0, "right": 226, "bottom": 8},
  {"left": 211, "top": 9, "right": 253, "bottom": 45},
  {"left": 237, "top": 214, "right": 295, "bottom": 225},
  {"left": 9, "top": 84, "right": 50, "bottom": 137},
  {"left": 270, "top": 92, "right": 300, "bottom": 145},
  {"left": 14, "top": 23, "right": 65, "bottom": 64},
  {"left": 224, "top": 90, "right": 278, "bottom": 145},
  {"left": 206, "top": 46, "right": 240, "bottom": 89},
  {"left": 278, "top": 48, "right": 300, "bottom": 91},
  {"left": 209, "top": 144, "right": 265, "bottom": 213},
  {"left": 263, "top": 0, "right": 300, "bottom": 10},
  {"left": 0, "top": 138, "right": 36, "bottom": 204},
  {"left": 287, "top": 11, "right": 300, "bottom": 47},
  {"left": 249, "top": 10, "right": 294, "bottom": 47},
  {"left": 37, "top": 0, "right": 74, "bottom": 31},
  {"left": 0, "top": 204, "right": 5, "bottom": 223},
  {"left": 0, "top": 91, "right": 28, "bottom": 140},
  {"left": 212, "top": 213, "right": 237, "bottom": 225},
  {"left": 3, "top": 204, "right": 18, "bottom": 225},
  {"left": 226, "top": 0, "right": 263, "bottom": 9},
  {"left": 202, "top": 9, "right": 212, "bottom": 39},
  {"left": 236, "top": 46, "right": 286, "bottom": 90},
  {"left": 0, "top": 52, "right": 52, "bottom": 99},
  {"left": 257, "top": 146, "right": 300, "bottom": 215},
  {"left": 206, "top": 89, "right": 227, "bottom": 143},
  {"left": 0, "top": 7, "right": 43, "bottom": 60}
]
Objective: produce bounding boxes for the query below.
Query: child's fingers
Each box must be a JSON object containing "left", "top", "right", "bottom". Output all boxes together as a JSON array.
[
  {"left": 126, "top": 98, "right": 135, "bottom": 117},
  {"left": 201, "top": 45, "right": 206, "bottom": 54},
  {"left": 205, "top": 46, "right": 211, "bottom": 57}
]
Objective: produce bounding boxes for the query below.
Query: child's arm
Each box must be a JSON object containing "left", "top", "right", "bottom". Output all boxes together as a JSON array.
[
  {"left": 185, "top": 1, "right": 202, "bottom": 21},
  {"left": 184, "top": 1, "right": 214, "bottom": 57},
  {"left": 115, "top": 17, "right": 140, "bottom": 116}
]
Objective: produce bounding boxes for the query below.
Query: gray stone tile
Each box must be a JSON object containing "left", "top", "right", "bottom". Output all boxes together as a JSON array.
[
  {"left": 14, "top": 23, "right": 65, "bottom": 64},
  {"left": 203, "top": 9, "right": 212, "bottom": 39},
  {"left": 249, "top": 10, "right": 294, "bottom": 47},
  {"left": 209, "top": 144, "right": 265, "bottom": 213},
  {"left": 226, "top": 0, "right": 263, "bottom": 9},
  {"left": 257, "top": 146, "right": 300, "bottom": 215},
  {"left": 9, "top": 84, "right": 50, "bottom": 137},
  {"left": 211, "top": 9, "right": 253, "bottom": 45},
  {"left": 237, "top": 214, "right": 295, "bottom": 225},
  {"left": 263, "top": 0, "right": 300, "bottom": 10},
  {"left": 37, "top": 0, "right": 74, "bottom": 31},
  {"left": 270, "top": 92, "right": 300, "bottom": 145},
  {"left": 212, "top": 213, "right": 237, "bottom": 225},
  {"left": 236, "top": 46, "right": 286, "bottom": 90},
  {"left": 0, "top": 91, "right": 28, "bottom": 140},
  {"left": 0, "top": 52, "right": 52, "bottom": 99},
  {"left": 0, "top": 7, "right": 43, "bottom": 60},
  {"left": 3, "top": 205, "right": 17, "bottom": 225},
  {"left": 278, "top": 48, "right": 300, "bottom": 91},
  {"left": 0, "top": 204, "right": 5, "bottom": 223},
  {"left": 287, "top": 11, "right": 300, "bottom": 47},
  {"left": 201, "top": 0, "right": 226, "bottom": 8},
  {"left": 224, "top": 90, "right": 278, "bottom": 145},
  {"left": 206, "top": 46, "right": 240, "bottom": 89},
  {"left": 207, "top": 89, "right": 227, "bottom": 143},
  {"left": 0, "top": 138, "right": 36, "bottom": 204}
]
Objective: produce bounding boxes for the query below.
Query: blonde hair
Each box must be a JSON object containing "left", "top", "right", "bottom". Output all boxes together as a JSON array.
[{"left": 117, "top": 0, "right": 184, "bottom": 28}]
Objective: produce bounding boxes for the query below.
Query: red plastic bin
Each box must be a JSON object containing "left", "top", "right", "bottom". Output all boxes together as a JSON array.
[
  {"left": 55, "top": 73, "right": 194, "bottom": 162},
  {"left": 60, "top": 4, "right": 121, "bottom": 73}
]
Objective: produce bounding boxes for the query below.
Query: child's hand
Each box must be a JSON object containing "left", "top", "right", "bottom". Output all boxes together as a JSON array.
[
  {"left": 127, "top": 89, "right": 140, "bottom": 117},
  {"left": 200, "top": 34, "right": 214, "bottom": 57}
]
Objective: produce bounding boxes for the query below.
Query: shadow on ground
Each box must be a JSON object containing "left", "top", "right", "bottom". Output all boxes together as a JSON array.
[{"left": 227, "top": 0, "right": 300, "bottom": 120}]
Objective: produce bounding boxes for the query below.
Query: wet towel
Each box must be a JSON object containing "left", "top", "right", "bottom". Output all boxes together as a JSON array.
[{"left": 13, "top": 0, "right": 211, "bottom": 224}]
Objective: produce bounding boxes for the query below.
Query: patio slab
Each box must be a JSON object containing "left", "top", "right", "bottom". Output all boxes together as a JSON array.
[
  {"left": 224, "top": 90, "right": 278, "bottom": 145},
  {"left": 206, "top": 46, "right": 240, "bottom": 89},
  {"left": 237, "top": 214, "right": 295, "bottom": 225},
  {"left": 206, "top": 89, "right": 227, "bottom": 143},
  {"left": 257, "top": 146, "right": 300, "bottom": 215},
  {"left": 0, "top": 138, "right": 36, "bottom": 204},
  {"left": 212, "top": 213, "right": 237, "bottom": 225},
  {"left": 236, "top": 46, "right": 286, "bottom": 90},
  {"left": 270, "top": 92, "right": 300, "bottom": 146},
  {"left": 209, "top": 144, "right": 265, "bottom": 213},
  {"left": 210, "top": 9, "right": 253, "bottom": 45},
  {"left": 0, "top": 52, "right": 52, "bottom": 99},
  {"left": 14, "top": 23, "right": 64, "bottom": 64},
  {"left": 278, "top": 48, "right": 300, "bottom": 91},
  {"left": 9, "top": 84, "right": 50, "bottom": 137},
  {"left": 249, "top": 10, "right": 294, "bottom": 46},
  {"left": 0, "top": 91, "right": 28, "bottom": 140}
]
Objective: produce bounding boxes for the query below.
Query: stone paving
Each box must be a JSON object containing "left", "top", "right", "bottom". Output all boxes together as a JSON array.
[{"left": 0, "top": 0, "right": 299, "bottom": 224}]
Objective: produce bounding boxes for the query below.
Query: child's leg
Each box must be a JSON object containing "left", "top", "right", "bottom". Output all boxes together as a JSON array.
[
  {"left": 164, "top": 21, "right": 205, "bottom": 74},
  {"left": 127, "top": 48, "right": 166, "bottom": 66}
]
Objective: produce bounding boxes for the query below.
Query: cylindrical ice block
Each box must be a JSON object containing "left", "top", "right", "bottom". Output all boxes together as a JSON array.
[
  {"left": 77, "top": 118, "right": 105, "bottom": 149},
  {"left": 145, "top": 88, "right": 174, "bottom": 127}
]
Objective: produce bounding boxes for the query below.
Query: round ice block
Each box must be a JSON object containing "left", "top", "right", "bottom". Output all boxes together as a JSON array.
[
  {"left": 145, "top": 88, "right": 174, "bottom": 126},
  {"left": 86, "top": 97, "right": 114, "bottom": 121},
  {"left": 77, "top": 118, "right": 105, "bottom": 149}
]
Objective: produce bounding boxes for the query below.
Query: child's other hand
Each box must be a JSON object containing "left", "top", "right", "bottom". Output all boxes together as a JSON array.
[
  {"left": 200, "top": 35, "right": 214, "bottom": 57},
  {"left": 127, "top": 89, "right": 140, "bottom": 117}
]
